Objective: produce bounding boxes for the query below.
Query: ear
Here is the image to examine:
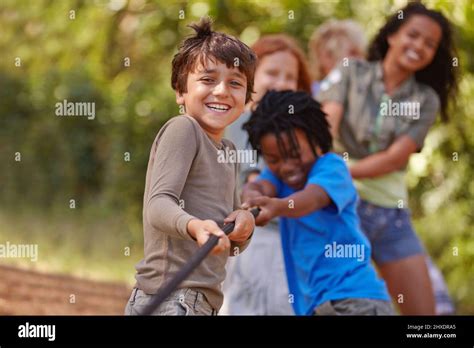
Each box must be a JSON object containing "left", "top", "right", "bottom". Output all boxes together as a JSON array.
[
  {"left": 315, "top": 146, "right": 323, "bottom": 157},
  {"left": 175, "top": 90, "right": 185, "bottom": 105}
]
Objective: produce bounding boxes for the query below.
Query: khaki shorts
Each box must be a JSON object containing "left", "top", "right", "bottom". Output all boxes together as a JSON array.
[
  {"left": 125, "top": 288, "right": 217, "bottom": 316},
  {"left": 314, "top": 298, "right": 394, "bottom": 315}
]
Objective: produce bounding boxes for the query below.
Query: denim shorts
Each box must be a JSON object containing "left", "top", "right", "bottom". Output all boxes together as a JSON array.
[
  {"left": 357, "top": 200, "right": 425, "bottom": 264},
  {"left": 124, "top": 288, "right": 217, "bottom": 316}
]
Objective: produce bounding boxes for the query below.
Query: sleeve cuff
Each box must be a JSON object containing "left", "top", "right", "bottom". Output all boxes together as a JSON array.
[{"left": 176, "top": 214, "right": 198, "bottom": 241}]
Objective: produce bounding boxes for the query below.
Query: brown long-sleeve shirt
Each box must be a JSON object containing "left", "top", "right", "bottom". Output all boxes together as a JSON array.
[{"left": 134, "top": 115, "right": 250, "bottom": 311}]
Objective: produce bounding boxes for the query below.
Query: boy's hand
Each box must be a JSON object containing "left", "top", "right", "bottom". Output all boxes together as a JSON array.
[
  {"left": 224, "top": 210, "right": 255, "bottom": 243},
  {"left": 241, "top": 196, "right": 282, "bottom": 226},
  {"left": 187, "top": 219, "right": 230, "bottom": 255}
]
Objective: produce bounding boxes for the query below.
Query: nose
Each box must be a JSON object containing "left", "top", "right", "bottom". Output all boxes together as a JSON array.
[
  {"left": 279, "top": 158, "right": 298, "bottom": 176},
  {"left": 413, "top": 37, "right": 425, "bottom": 52},
  {"left": 275, "top": 75, "right": 296, "bottom": 92},
  {"left": 274, "top": 76, "right": 290, "bottom": 91},
  {"left": 213, "top": 81, "right": 230, "bottom": 98}
]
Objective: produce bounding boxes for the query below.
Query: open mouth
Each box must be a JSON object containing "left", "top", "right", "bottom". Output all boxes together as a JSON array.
[
  {"left": 205, "top": 103, "right": 231, "bottom": 113},
  {"left": 405, "top": 49, "right": 421, "bottom": 62},
  {"left": 284, "top": 172, "right": 304, "bottom": 186}
]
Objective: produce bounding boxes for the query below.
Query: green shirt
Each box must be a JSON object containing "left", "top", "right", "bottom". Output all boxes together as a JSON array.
[
  {"left": 317, "top": 59, "right": 440, "bottom": 207},
  {"left": 348, "top": 158, "right": 407, "bottom": 208}
]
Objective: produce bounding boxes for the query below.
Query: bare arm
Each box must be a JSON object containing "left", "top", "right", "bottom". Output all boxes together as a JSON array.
[
  {"left": 350, "top": 135, "right": 418, "bottom": 179},
  {"left": 275, "top": 184, "right": 331, "bottom": 218},
  {"left": 322, "top": 100, "right": 418, "bottom": 179},
  {"left": 243, "top": 184, "right": 331, "bottom": 225}
]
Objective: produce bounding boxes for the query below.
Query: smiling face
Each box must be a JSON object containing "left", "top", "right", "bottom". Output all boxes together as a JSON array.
[
  {"left": 176, "top": 58, "right": 247, "bottom": 141},
  {"left": 253, "top": 51, "right": 299, "bottom": 103},
  {"left": 260, "top": 129, "right": 321, "bottom": 190},
  {"left": 387, "top": 14, "right": 442, "bottom": 73}
]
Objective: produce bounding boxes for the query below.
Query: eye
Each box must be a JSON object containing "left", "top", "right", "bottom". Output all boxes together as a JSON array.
[
  {"left": 200, "top": 77, "right": 214, "bottom": 84},
  {"left": 265, "top": 157, "right": 279, "bottom": 165},
  {"left": 230, "top": 80, "right": 244, "bottom": 87},
  {"left": 265, "top": 69, "right": 279, "bottom": 77}
]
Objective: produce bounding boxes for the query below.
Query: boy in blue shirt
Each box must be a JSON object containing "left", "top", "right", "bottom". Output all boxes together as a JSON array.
[{"left": 241, "top": 90, "right": 393, "bottom": 315}]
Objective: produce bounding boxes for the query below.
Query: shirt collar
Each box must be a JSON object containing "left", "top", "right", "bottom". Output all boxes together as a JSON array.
[{"left": 374, "top": 61, "right": 416, "bottom": 99}]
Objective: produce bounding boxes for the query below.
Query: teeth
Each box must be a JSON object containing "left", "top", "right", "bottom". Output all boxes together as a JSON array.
[
  {"left": 287, "top": 174, "right": 301, "bottom": 182},
  {"left": 406, "top": 49, "right": 420, "bottom": 61},
  {"left": 207, "top": 103, "right": 230, "bottom": 111}
]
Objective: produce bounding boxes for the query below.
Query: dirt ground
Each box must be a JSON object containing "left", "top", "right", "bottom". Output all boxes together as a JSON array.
[{"left": 0, "top": 264, "right": 131, "bottom": 315}]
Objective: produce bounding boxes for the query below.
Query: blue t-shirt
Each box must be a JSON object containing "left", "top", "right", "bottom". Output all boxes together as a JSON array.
[{"left": 258, "top": 153, "right": 389, "bottom": 315}]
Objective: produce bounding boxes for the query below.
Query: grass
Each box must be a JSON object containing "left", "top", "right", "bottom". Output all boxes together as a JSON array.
[{"left": 0, "top": 206, "right": 143, "bottom": 285}]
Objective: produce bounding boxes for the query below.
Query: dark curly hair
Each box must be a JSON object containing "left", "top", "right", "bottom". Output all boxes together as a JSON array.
[
  {"left": 243, "top": 90, "right": 332, "bottom": 161},
  {"left": 171, "top": 17, "right": 257, "bottom": 103},
  {"left": 367, "top": 2, "right": 459, "bottom": 122}
]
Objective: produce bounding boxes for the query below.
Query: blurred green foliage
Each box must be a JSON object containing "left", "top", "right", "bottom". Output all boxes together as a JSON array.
[{"left": 0, "top": 0, "right": 472, "bottom": 312}]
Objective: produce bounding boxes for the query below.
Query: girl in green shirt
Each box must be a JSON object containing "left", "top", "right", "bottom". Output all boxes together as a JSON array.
[{"left": 319, "top": 2, "right": 459, "bottom": 314}]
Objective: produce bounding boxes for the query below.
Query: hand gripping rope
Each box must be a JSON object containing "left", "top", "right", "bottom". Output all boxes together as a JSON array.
[{"left": 142, "top": 207, "right": 260, "bottom": 315}]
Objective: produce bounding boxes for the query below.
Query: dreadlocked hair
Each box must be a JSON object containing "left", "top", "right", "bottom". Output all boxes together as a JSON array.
[{"left": 243, "top": 90, "right": 332, "bottom": 161}]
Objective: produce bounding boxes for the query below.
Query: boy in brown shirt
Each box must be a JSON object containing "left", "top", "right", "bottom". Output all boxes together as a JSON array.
[{"left": 125, "top": 18, "right": 257, "bottom": 315}]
